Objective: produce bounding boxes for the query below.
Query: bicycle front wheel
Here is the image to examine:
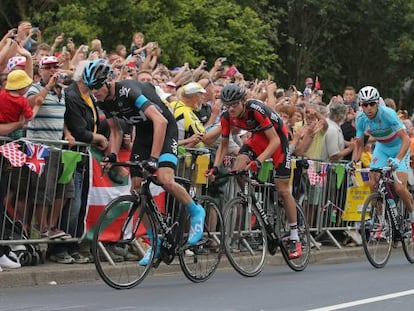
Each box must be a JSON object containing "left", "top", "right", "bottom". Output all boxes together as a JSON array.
[
  {"left": 279, "top": 202, "right": 311, "bottom": 271},
  {"left": 92, "top": 195, "right": 157, "bottom": 289},
  {"left": 223, "top": 197, "right": 267, "bottom": 277},
  {"left": 401, "top": 208, "right": 414, "bottom": 263},
  {"left": 179, "top": 195, "right": 224, "bottom": 282},
  {"left": 360, "top": 193, "right": 393, "bottom": 268}
]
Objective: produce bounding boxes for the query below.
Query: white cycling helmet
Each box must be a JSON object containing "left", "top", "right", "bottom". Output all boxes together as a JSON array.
[{"left": 358, "top": 86, "right": 380, "bottom": 104}]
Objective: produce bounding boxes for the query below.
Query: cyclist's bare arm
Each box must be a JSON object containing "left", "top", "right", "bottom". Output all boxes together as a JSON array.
[
  {"left": 351, "top": 136, "right": 364, "bottom": 163},
  {"left": 394, "top": 128, "right": 410, "bottom": 162},
  {"left": 258, "top": 127, "right": 280, "bottom": 163},
  {"left": 106, "top": 117, "right": 123, "bottom": 155}
]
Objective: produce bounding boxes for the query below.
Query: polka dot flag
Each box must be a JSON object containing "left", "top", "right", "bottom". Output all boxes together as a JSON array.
[
  {"left": 0, "top": 142, "right": 27, "bottom": 167},
  {"left": 7, "top": 56, "right": 26, "bottom": 72}
]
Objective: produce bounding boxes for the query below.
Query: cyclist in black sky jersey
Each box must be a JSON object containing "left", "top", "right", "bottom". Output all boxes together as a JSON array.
[{"left": 82, "top": 59, "right": 206, "bottom": 266}]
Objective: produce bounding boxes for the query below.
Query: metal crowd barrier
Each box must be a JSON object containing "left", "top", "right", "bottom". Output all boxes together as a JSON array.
[
  {"left": 1, "top": 138, "right": 363, "bottom": 264},
  {"left": 293, "top": 158, "right": 362, "bottom": 248},
  {"left": 0, "top": 137, "right": 89, "bottom": 247},
  {"left": 177, "top": 152, "right": 362, "bottom": 249}
]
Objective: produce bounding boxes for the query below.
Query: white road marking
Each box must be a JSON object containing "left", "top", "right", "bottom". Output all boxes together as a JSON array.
[{"left": 307, "top": 289, "right": 414, "bottom": 311}]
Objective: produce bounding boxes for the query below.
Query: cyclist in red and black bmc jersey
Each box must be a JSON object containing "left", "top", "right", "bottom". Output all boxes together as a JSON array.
[
  {"left": 82, "top": 59, "right": 205, "bottom": 266},
  {"left": 208, "top": 83, "right": 302, "bottom": 259}
]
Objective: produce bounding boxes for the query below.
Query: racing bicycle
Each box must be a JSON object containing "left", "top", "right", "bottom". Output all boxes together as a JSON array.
[
  {"left": 91, "top": 161, "right": 224, "bottom": 289},
  {"left": 359, "top": 167, "right": 414, "bottom": 268},
  {"left": 223, "top": 170, "right": 311, "bottom": 277}
]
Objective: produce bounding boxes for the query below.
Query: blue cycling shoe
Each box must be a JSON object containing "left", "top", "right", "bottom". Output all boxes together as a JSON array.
[
  {"left": 187, "top": 205, "right": 206, "bottom": 245},
  {"left": 138, "top": 237, "right": 161, "bottom": 267}
]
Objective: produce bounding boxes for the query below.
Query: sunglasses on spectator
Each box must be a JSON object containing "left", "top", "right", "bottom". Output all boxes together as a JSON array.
[
  {"left": 361, "top": 102, "right": 377, "bottom": 107},
  {"left": 42, "top": 65, "right": 60, "bottom": 70}
]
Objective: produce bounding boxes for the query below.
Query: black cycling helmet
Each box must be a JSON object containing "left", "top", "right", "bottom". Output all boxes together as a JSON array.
[
  {"left": 83, "top": 59, "right": 111, "bottom": 89},
  {"left": 221, "top": 83, "right": 247, "bottom": 104}
]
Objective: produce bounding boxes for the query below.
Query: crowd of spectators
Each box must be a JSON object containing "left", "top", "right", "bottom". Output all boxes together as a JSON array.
[{"left": 1, "top": 20, "right": 414, "bottom": 269}]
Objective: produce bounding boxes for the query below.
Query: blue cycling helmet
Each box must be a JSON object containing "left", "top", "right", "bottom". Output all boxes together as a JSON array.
[{"left": 83, "top": 59, "right": 111, "bottom": 89}]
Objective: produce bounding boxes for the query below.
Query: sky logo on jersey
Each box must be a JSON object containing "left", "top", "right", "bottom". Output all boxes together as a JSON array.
[
  {"left": 24, "top": 142, "right": 50, "bottom": 175},
  {"left": 119, "top": 86, "right": 131, "bottom": 97}
]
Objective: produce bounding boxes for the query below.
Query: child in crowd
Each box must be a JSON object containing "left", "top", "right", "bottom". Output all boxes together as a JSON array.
[
  {"left": 0, "top": 69, "right": 33, "bottom": 139},
  {"left": 361, "top": 143, "right": 372, "bottom": 168}
]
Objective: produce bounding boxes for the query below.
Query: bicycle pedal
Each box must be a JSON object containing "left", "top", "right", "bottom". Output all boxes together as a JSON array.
[{"left": 152, "top": 257, "right": 162, "bottom": 268}]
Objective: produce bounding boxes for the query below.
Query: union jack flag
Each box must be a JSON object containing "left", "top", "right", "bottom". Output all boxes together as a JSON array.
[{"left": 24, "top": 142, "right": 50, "bottom": 175}]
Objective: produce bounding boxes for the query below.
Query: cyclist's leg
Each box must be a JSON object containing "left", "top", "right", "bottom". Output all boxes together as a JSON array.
[
  {"left": 392, "top": 150, "right": 414, "bottom": 239},
  {"left": 129, "top": 145, "right": 160, "bottom": 266},
  {"left": 367, "top": 145, "right": 389, "bottom": 234},
  {"left": 274, "top": 153, "right": 302, "bottom": 259},
  {"left": 158, "top": 166, "right": 205, "bottom": 244},
  {"left": 157, "top": 144, "right": 206, "bottom": 245}
]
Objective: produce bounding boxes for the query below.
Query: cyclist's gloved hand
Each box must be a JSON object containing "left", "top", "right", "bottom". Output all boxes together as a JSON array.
[
  {"left": 142, "top": 156, "right": 159, "bottom": 174},
  {"left": 247, "top": 159, "right": 261, "bottom": 173},
  {"left": 345, "top": 160, "right": 356, "bottom": 172},
  {"left": 388, "top": 157, "right": 400, "bottom": 170},
  {"left": 102, "top": 152, "right": 117, "bottom": 163}
]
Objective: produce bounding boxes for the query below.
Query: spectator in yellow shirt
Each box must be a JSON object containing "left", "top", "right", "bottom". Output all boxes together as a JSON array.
[{"left": 361, "top": 143, "right": 372, "bottom": 168}]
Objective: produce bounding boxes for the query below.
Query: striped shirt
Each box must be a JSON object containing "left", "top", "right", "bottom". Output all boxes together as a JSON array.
[{"left": 25, "top": 83, "right": 65, "bottom": 140}]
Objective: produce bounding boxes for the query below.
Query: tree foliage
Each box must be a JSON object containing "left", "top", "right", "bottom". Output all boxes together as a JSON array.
[{"left": 2, "top": 0, "right": 414, "bottom": 100}]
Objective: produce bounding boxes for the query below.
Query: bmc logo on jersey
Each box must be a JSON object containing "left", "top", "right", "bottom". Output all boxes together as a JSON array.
[
  {"left": 119, "top": 86, "right": 131, "bottom": 98},
  {"left": 250, "top": 103, "right": 265, "bottom": 114}
]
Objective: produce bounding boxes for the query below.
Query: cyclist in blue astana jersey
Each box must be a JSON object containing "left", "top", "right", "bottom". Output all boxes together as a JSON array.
[
  {"left": 349, "top": 86, "right": 414, "bottom": 240},
  {"left": 82, "top": 59, "right": 206, "bottom": 266}
]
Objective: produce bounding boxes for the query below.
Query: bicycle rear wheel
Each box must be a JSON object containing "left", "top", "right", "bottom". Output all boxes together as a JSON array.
[
  {"left": 279, "top": 202, "right": 311, "bottom": 271},
  {"left": 92, "top": 195, "right": 157, "bottom": 289},
  {"left": 401, "top": 208, "right": 414, "bottom": 263},
  {"left": 360, "top": 193, "right": 393, "bottom": 268},
  {"left": 179, "top": 195, "right": 224, "bottom": 282},
  {"left": 223, "top": 197, "right": 267, "bottom": 277}
]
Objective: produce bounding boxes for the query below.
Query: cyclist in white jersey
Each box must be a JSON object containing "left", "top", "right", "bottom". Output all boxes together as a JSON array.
[{"left": 349, "top": 86, "right": 414, "bottom": 240}]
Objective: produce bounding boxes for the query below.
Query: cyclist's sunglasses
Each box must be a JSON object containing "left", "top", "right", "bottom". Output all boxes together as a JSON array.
[
  {"left": 223, "top": 101, "right": 241, "bottom": 108},
  {"left": 361, "top": 102, "right": 377, "bottom": 107},
  {"left": 89, "top": 82, "right": 105, "bottom": 90}
]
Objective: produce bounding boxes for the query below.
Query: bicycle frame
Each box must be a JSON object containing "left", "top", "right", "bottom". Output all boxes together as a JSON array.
[{"left": 372, "top": 168, "right": 402, "bottom": 233}]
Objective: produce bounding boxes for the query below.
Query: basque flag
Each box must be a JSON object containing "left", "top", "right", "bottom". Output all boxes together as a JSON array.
[{"left": 24, "top": 142, "right": 50, "bottom": 175}]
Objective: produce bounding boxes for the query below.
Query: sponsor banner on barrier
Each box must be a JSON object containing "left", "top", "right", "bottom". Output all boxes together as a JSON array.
[{"left": 343, "top": 170, "right": 370, "bottom": 221}]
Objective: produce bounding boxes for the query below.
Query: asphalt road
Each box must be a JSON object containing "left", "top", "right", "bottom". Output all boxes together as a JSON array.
[{"left": 1, "top": 254, "right": 414, "bottom": 311}]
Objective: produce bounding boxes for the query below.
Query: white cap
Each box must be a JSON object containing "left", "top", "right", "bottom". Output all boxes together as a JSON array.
[{"left": 182, "top": 82, "right": 206, "bottom": 95}]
